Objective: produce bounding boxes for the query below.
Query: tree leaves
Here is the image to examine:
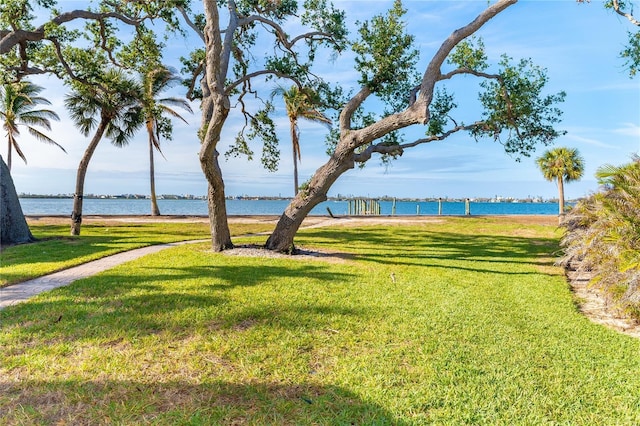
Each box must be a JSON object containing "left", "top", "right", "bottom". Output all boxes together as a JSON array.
[
  {"left": 475, "top": 56, "right": 566, "bottom": 160},
  {"left": 352, "top": 0, "right": 419, "bottom": 108}
]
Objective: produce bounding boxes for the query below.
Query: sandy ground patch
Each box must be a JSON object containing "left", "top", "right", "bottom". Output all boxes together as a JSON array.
[{"left": 567, "top": 270, "right": 640, "bottom": 338}]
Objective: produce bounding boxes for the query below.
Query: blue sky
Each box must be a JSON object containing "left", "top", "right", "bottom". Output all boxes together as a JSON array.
[{"left": 9, "top": 1, "right": 640, "bottom": 200}]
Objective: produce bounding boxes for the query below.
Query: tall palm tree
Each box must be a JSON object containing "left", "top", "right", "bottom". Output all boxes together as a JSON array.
[
  {"left": 139, "top": 67, "right": 192, "bottom": 215},
  {"left": 271, "top": 86, "right": 331, "bottom": 195},
  {"left": 536, "top": 147, "right": 585, "bottom": 216},
  {"left": 65, "top": 70, "right": 143, "bottom": 235},
  {"left": 0, "top": 81, "right": 64, "bottom": 171}
]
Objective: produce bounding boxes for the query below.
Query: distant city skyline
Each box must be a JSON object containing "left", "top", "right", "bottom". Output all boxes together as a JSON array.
[{"left": 7, "top": 1, "right": 640, "bottom": 202}]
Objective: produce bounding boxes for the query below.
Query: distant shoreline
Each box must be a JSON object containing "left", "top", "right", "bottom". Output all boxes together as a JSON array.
[
  {"left": 19, "top": 194, "right": 570, "bottom": 203},
  {"left": 26, "top": 214, "right": 560, "bottom": 227}
]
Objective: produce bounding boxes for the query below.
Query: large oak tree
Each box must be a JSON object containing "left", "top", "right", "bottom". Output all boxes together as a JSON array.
[
  {"left": 2, "top": 0, "right": 569, "bottom": 253},
  {"left": 265, "top": 0, "right": 567, "bottom": 251}
]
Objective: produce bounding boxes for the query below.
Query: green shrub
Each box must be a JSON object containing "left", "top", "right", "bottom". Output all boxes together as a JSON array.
[{"left": 560, "top": 157, "right": 640, "bottom": 319}]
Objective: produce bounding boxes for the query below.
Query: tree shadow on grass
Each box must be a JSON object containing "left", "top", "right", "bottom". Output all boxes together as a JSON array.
[
  {"left": 296, "top": 227, "right": 560, "bottom": 274},
  {"left": 2, "top": 379, "right": 407, "bottom": 425},
  {"left": 1, "top": 262, "right": 361, "bottom": 343}
]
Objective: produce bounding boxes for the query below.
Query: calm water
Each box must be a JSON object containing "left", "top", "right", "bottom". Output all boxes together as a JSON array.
[{"left": 19, "top": 198, "right": 560, "bottom": 216}]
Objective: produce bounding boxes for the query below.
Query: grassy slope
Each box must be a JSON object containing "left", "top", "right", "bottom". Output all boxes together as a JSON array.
[{"left": 1, "top": 218, "right": 639, "bottom": 424}]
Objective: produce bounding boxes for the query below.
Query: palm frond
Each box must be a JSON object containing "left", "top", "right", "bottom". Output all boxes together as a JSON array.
[
  {"left": 11, "top": 136, "right": 28, "bottom": 165},
  {"left": 26, "top": 127, "right": 67, "bottom": 153}
]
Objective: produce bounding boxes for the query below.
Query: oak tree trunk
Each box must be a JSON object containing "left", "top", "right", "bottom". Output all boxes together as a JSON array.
[
  {"left": 205, "top": 155, "right": 233, "bottom": 251},
  {"left": 71, "top": 119, "right": 108, "bottom": 235},
  {"left": 265, "top": 146, "right": 356, "bottom": 252},
  {"left": 0, "top": 154, "right": 34, "bottom": 245},
  {"left": 198, "top": 0, "right": 234, "bottom": 251}
]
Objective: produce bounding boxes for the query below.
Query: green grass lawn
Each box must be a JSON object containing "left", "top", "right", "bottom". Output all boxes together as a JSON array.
[
  {"left": 1, "top": 217, "right": 639, "bottom": 424},
  {"left": 0, "top": 220, "right": 272, "bottom": 287}
]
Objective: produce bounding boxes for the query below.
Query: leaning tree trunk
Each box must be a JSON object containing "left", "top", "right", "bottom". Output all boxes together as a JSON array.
[
  {"left": 265, "top": 146, "right": 356, "bottom": 252},
  {"left": 0, "top": 154, "right": 34, "bottom": 245},
  {"left": 149, "top": 136, "right": 161, "bottom": 216},
  {"left": 71, "top": 120, "right": 108, "bottom": 236}
]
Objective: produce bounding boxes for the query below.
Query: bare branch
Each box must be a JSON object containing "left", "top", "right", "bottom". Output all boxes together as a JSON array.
[
  {"left": 613, "top": 0, "right": 640, "bottom": 26},
  {"left": 239, "top": 15, "right": 338, "bottom": 53},
  {"left": 225, "top": 70, "right": 297, "bottom": 95},
  {"left": 185, "top": 62, "right": 204, "bottom": 101},
  {"left": 352, "top": 142, "right": 403, "bottom": 163},
  {"left": 177, "top": 5, "right": 205, "bottom": 43},
  {"left": 98, "top": 20, "right": 123, "bottom": 68},
  {"left": 219, "top": 0, "right": 240, "bottom": 86},
  {"left": 418, "top": 0, "right": 517, "bottom": 110},
  {"left": 339, "top": 87, "right": 372, "bottom": 134},
  {"left": 50, "top": 38, "right": 105, "bottom": 90},
  {"left": 401, "top": 122, "right": 483, "bottom": 150},
  {"left": 0, "top": 10, "right": 146, "bottom": 54},
  {"left": 439, "top": 68, "right": 501, "bottom": 81}
]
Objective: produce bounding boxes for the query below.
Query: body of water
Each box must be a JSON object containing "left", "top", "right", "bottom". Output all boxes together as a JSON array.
[{"left": 19, "top": 198, "right": 561, "bottom": 216}]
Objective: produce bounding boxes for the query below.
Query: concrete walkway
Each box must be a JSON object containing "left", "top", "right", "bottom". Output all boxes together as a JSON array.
[
  {"left": 0, "top": 217, "right": 344, "bottom": 311},
  {"left": 0, "top": 240, "right": 206, "bottom": 310}
]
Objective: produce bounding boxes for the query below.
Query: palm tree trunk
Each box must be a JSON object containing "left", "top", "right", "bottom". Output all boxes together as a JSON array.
[
  {"left": 149, "top": 136, "right": 161, "bottom": 216},
  {"left": 557, "top": 175, "right": 565, "bottom": 219},
  {"left": 291, "top": 119, "right": 299, "bottom": 196},
  {"left": 71, "top": 119, "right": 108, "bottom": 236},
  {"left": 7, "top": 137, "right": 12, "bottom": 171},
  {"left": 293, "top": 150, "right": 299, "bottom": 196}
]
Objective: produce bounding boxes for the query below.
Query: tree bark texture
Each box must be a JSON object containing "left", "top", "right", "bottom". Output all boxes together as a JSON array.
[
  {"left": 70, "top": 120, "right": 108, "bottom": 235},
  {"left": 0, "top": 154, "right": 34, "bottom": 246},
  {"left": 265, "top": 144, "right": 356, "bottom": 252},
  {"left": 198, "top": 0, "right": 234, "bottom": 251},
  {"left": 6, "top": 138, "right": 12, "bottom": 171}
]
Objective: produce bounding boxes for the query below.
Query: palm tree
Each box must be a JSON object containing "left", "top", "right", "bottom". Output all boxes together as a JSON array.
[
  {"left": 0, "top": 81, "right": 64, "bottom": 171},
  {"left": 65, "top": 70, "right": 143, "bottom": 235},
  {"left": 139, "top": 67, "right": 192, "bottom": 215},
  {"left": 536, "top": 147, "right": 585, "bottom": 217},
  {"left": 271, "top": 86, "right": 331, "bottom": 195}
]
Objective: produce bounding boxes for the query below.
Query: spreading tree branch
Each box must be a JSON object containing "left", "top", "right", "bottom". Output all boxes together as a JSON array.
[{"left": 0, "top": 10, "right": 147, "bottom": 54}]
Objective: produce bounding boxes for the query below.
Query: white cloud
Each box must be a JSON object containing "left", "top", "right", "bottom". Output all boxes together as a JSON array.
[{"left": 613, "top": 122, "right": 640, "bottom": 138}]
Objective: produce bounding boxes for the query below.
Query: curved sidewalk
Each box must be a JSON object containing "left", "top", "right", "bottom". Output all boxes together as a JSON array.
[{"left": 0, "top": 240, "right": 205, "bottom": 311}]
